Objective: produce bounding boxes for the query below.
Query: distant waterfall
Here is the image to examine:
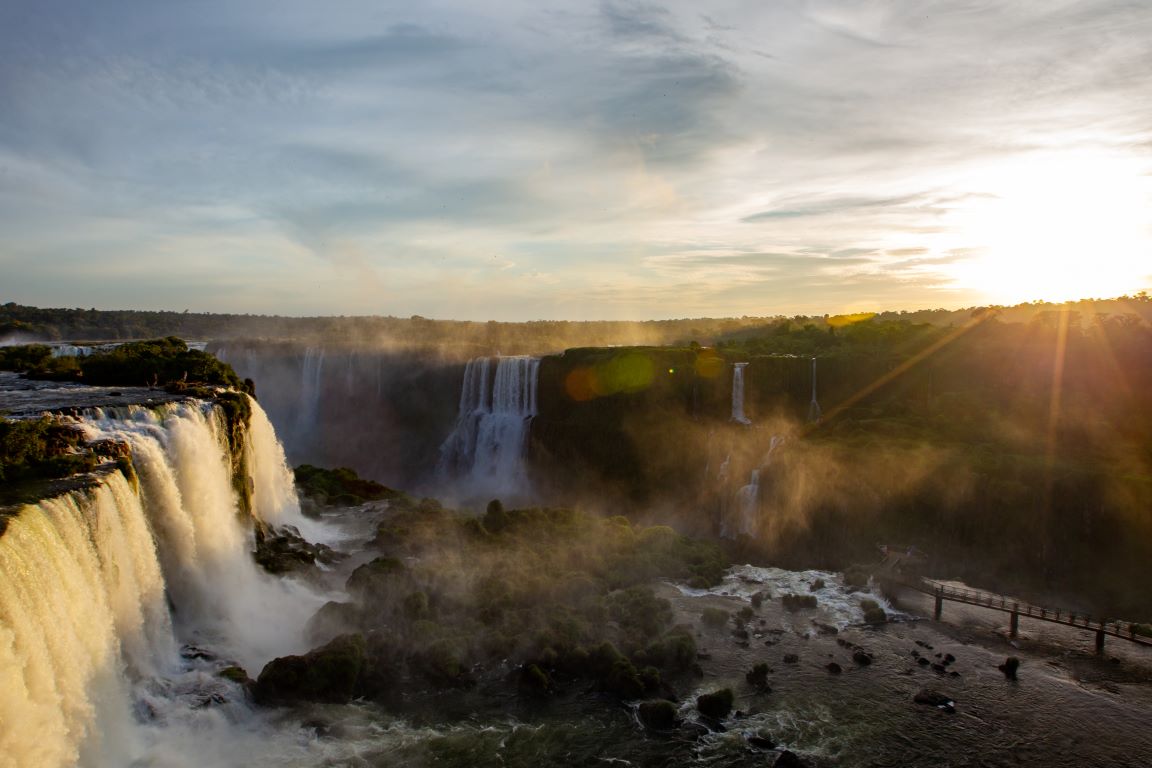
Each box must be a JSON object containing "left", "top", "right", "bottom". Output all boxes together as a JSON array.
[
  {"left": 731, "top": 362, "right": 751, "bottom": 425},
  {"left": 0, "top": 397, "right": 326, "bottom": 768},
  {"left": 297, "top": 347, "right": 326, "bottom": 443},
  {"left": 808, "top": 357, "right": 822, "bottom": 422},
  {"left": 438, "top": 356, "right": 540, "bottom": 501},
  {"left": 723, "top": 434, "right": 786, "bottom": 539}
]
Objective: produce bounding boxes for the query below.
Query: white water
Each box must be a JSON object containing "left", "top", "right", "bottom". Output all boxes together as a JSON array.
[
  {"left": 437, "top": 355, "right": 540, "bottom": 501},
  {"left": 731, "top": 362, "right": 751, "bottom": 425},
  {"left": 676, "top": 564, "right": 903, "bottom": 630},
  {"left": 296, "top": 347, "right": 326, "bottom": 446},
  {"left": 0, "top": 397, "right": 333, "bottom": 768}
]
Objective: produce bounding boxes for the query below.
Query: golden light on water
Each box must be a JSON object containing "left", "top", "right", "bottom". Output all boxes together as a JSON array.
[{"left": 945, "top": 151, "right": 1152, "bottom": 304}]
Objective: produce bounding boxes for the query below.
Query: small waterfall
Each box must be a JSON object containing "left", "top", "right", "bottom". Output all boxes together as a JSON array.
[
  {"left": 731, "top": 362, "right": 751, "bottom": 425},
  {"left": 808, "top": 357, "right": 822, "bottom": 423},
  {"left": 723, "top": 434, "right": 786, "bottom": 539},
  {"left": 438, "top": 355, "right": 540, "bottom": 500},
  {"left": 296, "top": 347, "right": 325, "bottom": 444}
]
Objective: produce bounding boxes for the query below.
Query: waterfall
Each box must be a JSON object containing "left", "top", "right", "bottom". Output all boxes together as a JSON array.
[
  {"left": 731, "top": 362, "right": 751, "bottom": 425},
  {"left": 296, "top": 347, "right": 325, "bottom": 444},
  {"left": 808, "top": 357, "right": 822, "bottom": 422},
  {"left": 723, "top": 434, "right": 786, "bottom": 539},
  {"left": 437, "top": 355, "right": 540, "bottom": 500},
  {"left": 0, "top": 396, "right": 328, "bottom": 768}
]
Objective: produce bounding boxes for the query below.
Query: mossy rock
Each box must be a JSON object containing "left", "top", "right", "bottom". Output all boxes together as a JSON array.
[
  {"left": 637, "top": 699, "right": 680, "bottom": 730},
  {"left": 696, "top": 688, "right": 734, "bottom": 719},
  {"left": 254, "top": 634, "right": 367, "bottom": 705}
]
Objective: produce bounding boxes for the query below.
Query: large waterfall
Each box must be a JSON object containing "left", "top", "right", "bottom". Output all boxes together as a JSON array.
[
  {"left": 437, "top": 355, "right": 540, "bottom": 501},
  {"left": 0, "top": 397, "right": 329, "bottom": 768}
]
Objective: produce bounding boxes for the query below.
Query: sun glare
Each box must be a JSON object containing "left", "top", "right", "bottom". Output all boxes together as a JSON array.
[{"left": 945, "top": 152, "right": 1152, "bottom": 303}]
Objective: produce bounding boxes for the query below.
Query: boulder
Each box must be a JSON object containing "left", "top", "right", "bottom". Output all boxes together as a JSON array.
[
  {"left": 913, "top": 688, "right": 955, "bottom": 713},
  {"left": 999, "top": 656, "right": 1020, "bottom": 680},
  {"left": 773, "top": 750, "right": 809, "bottom": 768},
  {"left": 696, "top": 688, "right": 734, "bottom": 719},
  {"left": 254, "top": 634, "right": 367, "bottom": 705},
  {"left": 852, "top": 649, "right": 873, "bottom": 666},
  {"left": 637, "top": 699, "right": 679, "bottom": 730}
]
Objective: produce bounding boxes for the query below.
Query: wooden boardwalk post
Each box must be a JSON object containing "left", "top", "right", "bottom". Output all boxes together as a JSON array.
[
  {"left": 934, "top": 587, "right": 943, "bottom": 620},
  {"left": 1010, "top": 605, "right": 1019, "bottom": 638},
  {"left": 1096, "top": 626, "right": 1106, "bottom": 656}
]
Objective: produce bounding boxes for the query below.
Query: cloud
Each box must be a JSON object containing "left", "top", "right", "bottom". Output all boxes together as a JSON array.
[{"left": 1, "top": 0, "right": 1150, "bottom": 319}]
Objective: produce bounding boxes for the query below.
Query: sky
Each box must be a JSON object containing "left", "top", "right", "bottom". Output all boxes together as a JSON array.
[{"left": 1, "top": 0, "right": 1151, "bottom": 321}]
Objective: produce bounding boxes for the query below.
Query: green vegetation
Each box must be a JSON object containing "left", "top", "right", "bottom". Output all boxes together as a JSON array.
[
  {"left": 0, "top": 344, "right": 51, "bottom": 371},
  {"left": 295, "top": 495, "right": 727, "bottom": 707},
  {"left": 0, "top": 337, "right": 249, "bottom": 393},
  {"left": 0, "top": 417, "right": 93, "bottom": 484},
  {"left": 294, "top": 464, "right": 403, "bottom": 506}
]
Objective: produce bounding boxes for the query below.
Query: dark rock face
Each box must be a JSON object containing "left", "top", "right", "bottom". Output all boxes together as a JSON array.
[
  {"left": 254, "top": 524, "right": 345, "bottom": 575},
  {"left": 852, "top": 649, "right": 873, "bottom": 666},
  {"left": 638, "top": 699, "right": 680, "bottom": 730},
  {"left": 914, "top": 688, "right": 956, "bottom": 713},
  {"left": 825, "top": 662, "right": 843, "bottom": 674},
  {"left": 254, "top": 634, "right": 367, "bottom": 705},
  {"left": 696, "top": 688, "right": 734, "bottom": 719},
  {"left": 783, "top": 653, "right": 800, "bottom": 664},
  {"left": 773, "top": 750, "right": 809, "bottom": 767},
  {"left": 999, "top": 656, "right": 1020, "bottom": 680}
]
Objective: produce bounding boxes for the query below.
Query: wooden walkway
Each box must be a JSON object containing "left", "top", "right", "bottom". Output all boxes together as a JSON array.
[{"left": 880, "top": 573, "right": 1152, "bottom": 654}]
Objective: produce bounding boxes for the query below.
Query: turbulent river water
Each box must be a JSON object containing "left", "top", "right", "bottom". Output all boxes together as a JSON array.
[{"left": 3, "top": 381, "right": 1152, "bottom": 767}]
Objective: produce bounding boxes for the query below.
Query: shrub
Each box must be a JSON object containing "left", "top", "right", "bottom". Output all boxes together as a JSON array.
[{"left": 696, "top": 688, "right": 734, "bottom": 719}]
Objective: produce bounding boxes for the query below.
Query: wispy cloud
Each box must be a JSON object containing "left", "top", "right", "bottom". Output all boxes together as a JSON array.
[{"left": 1, "top": 0, "right": 1150, "bottom": 318}]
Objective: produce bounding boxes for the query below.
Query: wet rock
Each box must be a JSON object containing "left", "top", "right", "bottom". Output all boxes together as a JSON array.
[
  {"left": 217, "top": 665, "right": 252, "bottom": 686},
  {"left": 944, "top": 653, "right": 956, "bottom": 664},
  {"left": 783, "top": 654, "right": 800, "bottom": 664},
  {"left": 810, "top": 578, "right": 826, "bottom": 591},
  {"left": 773, "top": 749, "right": 809, "bottom": 767},
  {"left": 999, "top": 656, "right": 1020, "bottom": 680},
  {"left": 914, "top": 689, "right": 955, "bottom": 713},
  {"left": 812, "top": 621, "right": 839, "bottom": 636},
  {"left": 747, "top": 734, "right": 777, "bottom": 750},
  {"left": 637, "top": 699, "right": 679, "bottom": 730},
  {"left": 181, "top": 644, "right": 216, "bottom": 661},
  {"left": 680, "top": 721, "right": 711, "bottom": 741},
  {"left": 825, "top": 662, "right": 842, "bottom": 674},
  {"left": 254, "top": 634, "right": 367, "bottom": 705},
  {"left": 931, "top": 663, "right": 948, "bottom": 674},
  {"left": 852, "top": 649, "right": 873, "bottom": 666},
  {"left": 696, "top": 688, "right": 735, "bottom": 719},
  {"left": 916, "top": 640, "right": 933, "bottom": 649},
  {"left": 751, "top": 591, "right": 770, "bottom": 608},
  {"left": 859, "top": 598, "right": 886, "bottom": 624},
  {"left": 917, "top": 657, "right": 930, "bottom": 667},
  {"left": 732, "top": 627, "right": 750, "bottom": 641},
  {"left": 746, "top": 663, "right": 771, "bottom": 691}
]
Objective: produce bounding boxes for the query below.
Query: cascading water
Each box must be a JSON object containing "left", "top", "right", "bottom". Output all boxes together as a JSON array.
[
  {"left": 0, "top": 396, "right": 331, "bottom": 768},
  {"left": 437, "top": 355, "right": 540, "bottom": 501},
  {"left": 808, "top": 357, "right": 822, "bottom": 423},
  {"left": 723, "top": 435, "right": 786, "bottom": 539},
  {"left": 731, "top": 362, "right": 751, "bottom": 425},
  {"left": 297, "top": 347, "right": 326, "bottom": 445}
]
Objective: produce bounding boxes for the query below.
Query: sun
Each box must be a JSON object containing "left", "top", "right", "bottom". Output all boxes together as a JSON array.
[{"left": 944, "top": 151, "right": 1152, "bottom": 304}]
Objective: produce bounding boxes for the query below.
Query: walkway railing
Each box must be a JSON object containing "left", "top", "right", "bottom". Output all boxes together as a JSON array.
[{"left": 879, "top": 573, "right": 1152, "bottom": 653}]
